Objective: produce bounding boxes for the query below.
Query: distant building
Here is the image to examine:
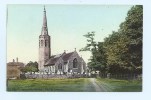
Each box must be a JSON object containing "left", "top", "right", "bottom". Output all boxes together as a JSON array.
[
  {"left": 7, "top": 58, "right": 24, "bottom": 79},
  {"left": 38, "top": 7, "right": 87, "bottom": 74}
]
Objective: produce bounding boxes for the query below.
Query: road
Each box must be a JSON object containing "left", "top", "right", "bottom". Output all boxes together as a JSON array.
[{"left": 89, "top": 78, "right": 109, "bottom": 92}]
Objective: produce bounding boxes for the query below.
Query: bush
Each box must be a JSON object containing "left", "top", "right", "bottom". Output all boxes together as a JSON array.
[{"left": 20, "top": 74, "right": 26, "bottom": 79}]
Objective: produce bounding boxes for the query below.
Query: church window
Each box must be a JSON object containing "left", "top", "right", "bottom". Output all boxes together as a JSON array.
[
  {"left": 45, "top": 40, "right": 47, "bottom": 47},
  {"left": 58, "top": 63, "right": 62, "bottom": 70},
  {"left": 73, "top": 58, "right": 78, "bottom": 68},
  {"left": 39, "top": 40, "right": 40, "bottom": 47},
  {"left": 41, "top": 40, "right": 43, "bottom": 47}
]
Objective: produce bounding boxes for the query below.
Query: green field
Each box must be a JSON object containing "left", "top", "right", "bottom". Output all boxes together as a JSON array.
[
  {"left": 7, "top": 78, "right": 95, "bottom": 92},
  {"left": 96, "top": 78, "right": 142, "bottom": 92},
  {"left": 7, "top": 78, "right": 142, "bottom": 92}
]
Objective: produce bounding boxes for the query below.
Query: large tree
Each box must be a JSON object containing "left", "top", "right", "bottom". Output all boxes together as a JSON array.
[
  {"left": 80, "top": 5, "right": 142, "bottom": 75},
  {"left": 79, "top": 31, "right": 97, "bottom": 70},
  {"left": 122, "top": 5, "right": 143, "bottom": 70},
  {"left": 104, "top": 5, "right": 143, "bottom": 74},
  {"left": 80, "top": 32, "right": 107, "bottom": 73}
]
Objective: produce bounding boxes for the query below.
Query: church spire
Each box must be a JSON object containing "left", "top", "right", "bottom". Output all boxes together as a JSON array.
[
  {"left": 41, "top": 6, "right": 48, "bottom": 35},
  {"left": 39, "top": 6, "right": 51, "bottom": 72}
]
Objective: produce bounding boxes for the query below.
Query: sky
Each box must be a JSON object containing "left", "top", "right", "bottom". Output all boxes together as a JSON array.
[{"left": 7, "top": 4, "right": 133, "bottom": 64}]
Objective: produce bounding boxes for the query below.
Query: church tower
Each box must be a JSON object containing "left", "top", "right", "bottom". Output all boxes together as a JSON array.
[{"left": 38, "top": 6, "right": 51, "bottom": 71}]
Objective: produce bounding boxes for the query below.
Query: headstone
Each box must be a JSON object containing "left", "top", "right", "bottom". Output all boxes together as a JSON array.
[{"left": 107, "top": 73, "right": 111, "bottom": 78}]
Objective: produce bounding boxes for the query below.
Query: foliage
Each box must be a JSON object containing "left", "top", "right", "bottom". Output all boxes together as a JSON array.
[
  {"left": 105, "top": 5, "right": 142, "bottom": 74},
  {"left": 80, "top": 5, "right": 142, "bottom": 74},
  {"left": 80, "top": 32, "right": 107, "bottom": 73},
  {"left": 80, "top": 31, "right": 97, "bottom": 52},
  {"left": 21, "top": 61, "right": 39, "bottom": 74}
]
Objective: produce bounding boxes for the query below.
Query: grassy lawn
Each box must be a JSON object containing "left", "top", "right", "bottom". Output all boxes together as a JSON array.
[
  {"left": 7, "top": 78, "right": 142, "bottom": 92},
  {"left": 96, "top": 78, "right": 142, "bottom": 92},
  {"left": 7, "top": 78, "right": 95, "bottom": 92}
]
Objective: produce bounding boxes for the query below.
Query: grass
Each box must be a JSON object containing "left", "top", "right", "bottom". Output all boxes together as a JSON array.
[
  {"left": 7, "top": 78, "right": 95, "bottom": 92},
  {"left": 7, "top": 78, "right": 142, "bottom": 92},
  {"left": 96, "top": 78, "right": 142, "bottom": 92}
]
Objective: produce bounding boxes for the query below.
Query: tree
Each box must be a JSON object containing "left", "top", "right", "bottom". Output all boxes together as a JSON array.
[
  {"left": 104, "top": 5, "right": 143, "bottom": 74},
  {"left": 122, "top": 5, "right": 143, "bottom": 70},
  {"left": 80, "top": 31, "right": 98, "bottom": 71},
  {"left": 21, "top": 61, "right": 39, "bottom": 73},
  {"left": 94, "top": 42, "right": 107, "bottom": 73},
  {"left": 80, "top": 31, "right": 97, "bottom": 52},
  {"left": 80, "top": 32, "right": 107, "bottom": 73},
  {"left": 80, "top": 5, "right": 142, "bottom": 75},
  {"left": 20, "top": 67, "right": 27, "bottom": 74}
]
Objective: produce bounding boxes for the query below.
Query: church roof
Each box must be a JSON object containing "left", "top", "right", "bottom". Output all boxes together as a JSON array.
[
  {"left": 54, "top": 54, "right": 62, "bottom": 58},
  {"left": 45, "top": 57, "right": 60, "bottom": 66},
  {"left": 62, "top": 52, "right": 74, "bottom": 62},
  {"left": 44, "top": 52, "right": 74, "bottom": 66}
]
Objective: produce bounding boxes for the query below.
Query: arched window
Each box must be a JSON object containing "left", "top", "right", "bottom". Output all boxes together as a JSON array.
[
  {"left": 73, "top": 58, "right": 78, "bottom": 68},
  {"left": 45, "top": 40, "right": 47, "bottom": 47},
  {"left": 39, "top": 40, "right": 40, "bottom": 47},
  {"left": 41, "top": 40, "right": 44, "bottom": 47},
  {"left": 58, "top": 63, "right": 62, "bottom": 70}
]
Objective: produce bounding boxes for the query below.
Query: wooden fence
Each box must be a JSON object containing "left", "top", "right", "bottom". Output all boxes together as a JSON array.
[{"left": 98, "top": 73, "right": 142, "bottom": 80}]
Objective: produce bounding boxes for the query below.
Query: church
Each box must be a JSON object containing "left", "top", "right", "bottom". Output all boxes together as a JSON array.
[{"left": 38, "top": 7, "right": 87, "bottom": 75}]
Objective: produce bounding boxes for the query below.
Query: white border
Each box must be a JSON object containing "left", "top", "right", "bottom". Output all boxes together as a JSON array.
[{"left": 0, "top": 0, "right": 151, "bottom": 100}]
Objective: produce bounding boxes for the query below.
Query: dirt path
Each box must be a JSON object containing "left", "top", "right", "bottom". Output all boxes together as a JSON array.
[{"left": 89, "top": 78, "right": 108, "bottom": 92}]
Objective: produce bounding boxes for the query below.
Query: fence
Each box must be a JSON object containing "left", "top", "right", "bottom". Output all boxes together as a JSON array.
[
  {"left": 98, "top": 73, "right": 142, "bottom": 80},
  {"left": 21, "top": 73, "right": 88, "bottom": 79},
  {"left": 20, "top": 73, "right": 142, "bottom": 80}
]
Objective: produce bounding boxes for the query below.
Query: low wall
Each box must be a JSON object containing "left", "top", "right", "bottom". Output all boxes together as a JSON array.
[{"left": 23, "top": 74, "right": 88, "bottom": 79}]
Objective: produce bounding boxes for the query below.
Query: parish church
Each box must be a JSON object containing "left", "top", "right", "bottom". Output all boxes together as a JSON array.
[{"left": 38, "top": 7, "right": 87, "bottom": 75}]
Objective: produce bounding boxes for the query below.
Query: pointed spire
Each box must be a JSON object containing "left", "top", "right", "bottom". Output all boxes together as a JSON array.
[
  {"left": 41, "top": 5, "right": 48, "bottom": 35},
  {"left": 44, "top": 5, "right": 46, "bottom": 12},
  {"left": 43, "top": 5, "right": 47, "bottom": 27}
]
